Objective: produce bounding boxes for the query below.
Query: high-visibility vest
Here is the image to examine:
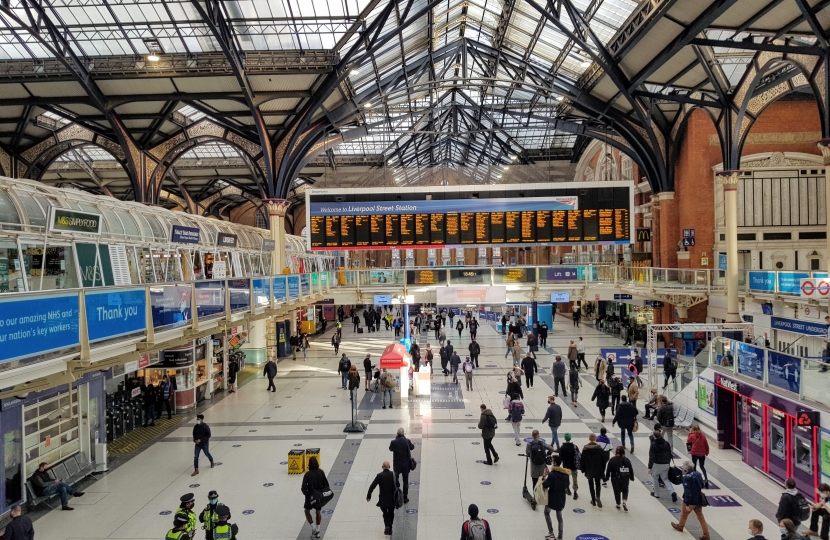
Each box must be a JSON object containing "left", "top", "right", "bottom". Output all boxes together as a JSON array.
[
  {"left": 175, "top": 508, "right": 197, "bottom": 534},
  {"left": 201, "top": 503, "right": 227, "bottom": 531},
  {"left": 166, "top": 530, "right": 186, "bottom": 540},
  {"left": 212, "top": 523, "right": 232, "bottom": 540}
]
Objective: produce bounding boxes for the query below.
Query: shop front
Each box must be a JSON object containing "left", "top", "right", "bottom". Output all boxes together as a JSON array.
[{"left": 715, "top": 373, "right": 820, "bottom": 497}]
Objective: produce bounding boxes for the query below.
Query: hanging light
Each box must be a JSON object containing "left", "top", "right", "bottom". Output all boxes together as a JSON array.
[
  {"left": 556, "top": 96, "right": 565, "bottom": 102},
  {"left": 580, "top": 60, "right": 591, "bottom": 68},
  {"left": 147, "top": 54, "right": 160, "bottom": 62}
]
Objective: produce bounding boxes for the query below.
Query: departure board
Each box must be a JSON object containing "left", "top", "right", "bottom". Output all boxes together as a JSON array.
[{"left": 307, "top": 183, "right": 633, "bottom": 249}]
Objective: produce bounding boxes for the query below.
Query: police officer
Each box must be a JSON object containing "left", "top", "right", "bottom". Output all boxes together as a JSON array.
[
  {"left": 176, "top": 493, "right": 198, "bottom": 539},
  {"left": 167, "top": 514, "right": 190, "bottom": 540},
  {"left": 211, "top": 505, "right": 238, "bottom": 540},
  {"left": 199, "top": 490, "right": 230, "bottom": 540}
]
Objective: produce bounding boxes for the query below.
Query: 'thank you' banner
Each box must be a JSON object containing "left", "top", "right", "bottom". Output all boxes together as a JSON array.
[
  {"left": 84, "top": 288, "right": 146, "bottom": 342},
  {"left": 0, "top": 294, "right": 79, "bottom": 363}
]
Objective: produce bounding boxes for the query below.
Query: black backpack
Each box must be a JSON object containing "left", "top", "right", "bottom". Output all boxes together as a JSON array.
[
  {"left": 795, "top": 493, "right": 811, "bottom": 522},
  {"left": 664, "top": 407, "right": 675, "bottom": 428},
  {"left": 339, "top": 358, "right": 349, "bottom": 372},
  {"left": 529, "top": 440, "right": 546, "bottom": 466}
]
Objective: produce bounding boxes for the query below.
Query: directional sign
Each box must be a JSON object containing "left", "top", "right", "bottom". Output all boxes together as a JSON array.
[
  {"left": 614, "top": 294, "right": 633, "bottom": 300},
  {"left": 800, "top": 278, "right": 830, "bottom": 298},
  {"left": 682, "top": 237, "right": 695, "bottom": 247},
  {"left": 683, "top": 229, "right": 695, "bottom": 238}
]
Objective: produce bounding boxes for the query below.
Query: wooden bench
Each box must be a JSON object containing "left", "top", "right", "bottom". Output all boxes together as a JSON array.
[{"left": 25, "top": 454, "right": 96, "bottom": 510}]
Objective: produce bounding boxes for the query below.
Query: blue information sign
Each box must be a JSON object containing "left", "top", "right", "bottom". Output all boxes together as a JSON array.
[
  {"left": 546, "top": 267, "right": 578, "bottom": 281},
  {"left": 748, "top": 271, "right": 775, "bottom": 292},
  {"left": 613, "top": 294, "right": 633, "bottom": 300},
  {"left": 274, "top": 276, "right": 286, "bottom": 301},
  {"left": 253, "top": 278, "right": 271, "bottom": 307},
  {"left": 300, "top": 274, "right": 310, "bottom": 295},
  {"left": 0, "top": 294, "right": 80, "bottom": 363},
  {"left": 288, "top": 276, "right": 300, "bottom": 299},
  {"left": 767, "top": 350, "right": 800, "bottom": 394},
  {"left": 170, "top": 225, "right": 201, "bottom": 244},
  {"left": 770, "top": 316, "right": 827, "bottom": 336},
  {"left": 778, "top": 272, "right": 809, "bottom": 294},
  {"left": 374, "top": 295, "right": 392, "bottom": 305},
  {"left": 85, "top": 289, "right": 146, "bottom": 342},
  {"left": 550, "top": 292, "right": 570, "bottom": 302}
]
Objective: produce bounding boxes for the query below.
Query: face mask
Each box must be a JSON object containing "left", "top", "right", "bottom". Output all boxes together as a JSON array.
[
  {"left": 196, "top": 420, "right": 201, "bottom": 424},
  {"left": 210, "top": 499, "right": 218, "bottom": 505},
  {"left": 748, "top": 530, "right": 754, "bottom": 537},
  {"left": 780, "top": 528, "right": 787, "bottom": 535}
]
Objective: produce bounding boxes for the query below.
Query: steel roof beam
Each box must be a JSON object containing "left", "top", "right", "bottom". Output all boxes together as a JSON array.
[{"left": 689, "top": 38, "right": 823, "bottom": 55}]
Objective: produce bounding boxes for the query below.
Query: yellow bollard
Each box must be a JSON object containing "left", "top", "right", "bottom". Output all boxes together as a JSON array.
[
  {"left": 288, "top": 449, "right": 305, "bottom": 474},
  {"left": 305, "top": 448, "right": 321, "bottom": 470}
]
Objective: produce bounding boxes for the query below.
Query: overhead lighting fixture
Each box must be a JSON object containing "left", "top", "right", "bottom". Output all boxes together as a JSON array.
[
  {"left": 364, "top": 103, "right": 372, "bottom": 108},
  {"left": 497, "top": 174, "right": 503, "bottom": 178},
  {"left": 580, "top": 60, "right": 591, "bottom": 68},
  {"left": 511, "top": 155, "right": 518, "bottom": 161},
  {"left": 503, "top": 166, "right": 509, "bottom": 170},
  {"left": 146, "top": 54, "right": 160, "bottom": 62},
  {"left": 556, "top": 96, "right": 565, "bottom": 101},
  {"left": 350, "top": 69, "right": 359, "bottom": 75}
]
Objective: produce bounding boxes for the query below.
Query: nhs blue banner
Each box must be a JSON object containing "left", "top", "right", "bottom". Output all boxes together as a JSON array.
[
  {"left": 288, "top": 275, "right": 300, "bottom": 299},
  {"left": 748, "top": 271, "right": 775, "bottom": 292},
  {"left": 777, "top": 272, "right": 809, "bottom": 294},
  {"left": 85, "top": 289, "right": 146, "bottom": 342},
  {"left": 0, "top": 294, "right": 79, "bottom": 363},
  {"left": 274, "top": 276, "right": 286, "bottom": 301}
]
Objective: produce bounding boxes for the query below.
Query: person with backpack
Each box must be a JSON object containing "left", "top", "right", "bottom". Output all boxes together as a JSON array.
[
  {"left": 612, "top": 395, "right": 638, "bottom": 453},
  {"left": 366, "top": 461, "right": 397, "bottom": 536},
  {"left": 379, "top": 369, "right": 395, "bottom": 409},
  {"left": 596, "top": 427, "right": 612, "bottom": 487},
  {"left": 477, "top": 404, "right": 499, "bottom": 465},
  {"left": 468, "top": 338, "right": 481, "bottom": 368},
  {"left": 539, "top": 321, "right": 548, "bottom": 347},
  {"left": 605, "top": 445, "right": 634, "bottom": 511},
  {"left": 469, "top": 317, "right": 478, "bottom": 339},
  {"left": 527, "top": 429, "right": 555, "bottom": 488},
  {"left": 591, "top": 379, "right": 611, "bottom": 422},
  {"left": 671, "top": 460, "right": 711, "bottom": 540},
  {"left": 521, "top": 353, "right": 538, "bottom": 389},
  {"left": 608, "top": 375, "right": 623, "bottom": 414},
  {"left": 389, "top": 428, "right": 415, "bottom": 504},
  {"left": 543, "top": 454, "right": 571, "bottom": 540},
  {"left": 337, "top": 353, "right": 351, "bottom": 390},
  {"left": 558, "top": 433, "right": 580, "bottom": 500},
  {"left": 656, "top": 396, "right": 675, "bottom": 448},
  {"left": 647, "top": 429, "right": 676, "bottom": 501},
  {"left": 580, "top": 433, "right": 605, "bottom": 508},
  {"left": 568, "top": 364, "right": 581, "bottom": 407},
  {"left": 605, "top": 358, "right": 615, "bottom": 383},
  {"left": 542, "top": 395, "right": 562, "bottom": 450},
  {"left": 460, "top": 504, "right": 492, "bottom": 540},
  {"left": 439, "top": 344, "right": 450, "bottom": 376},
  {"left": 508, "top": 394, "right": 525, "bottom": 446},
  {"left": 463, "top": 357, "right": 475, "bottom": 391},
  {"left": 776, "top": 478, "right": 810, "bottom": 530}
]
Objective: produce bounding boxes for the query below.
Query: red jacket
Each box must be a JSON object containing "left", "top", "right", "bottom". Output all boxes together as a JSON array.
[{"left": 687, "top": 432, "right": 709, "bottom": 456}]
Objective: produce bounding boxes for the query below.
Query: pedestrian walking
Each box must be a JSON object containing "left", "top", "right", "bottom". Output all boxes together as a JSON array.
[
  {"left": 226, "top": 358, "right": 237, "bottom": 393},
  {"left": 331, "top": 332, "right": 340, "bottom": 355},
  {"left": 263, "top": 358, "right": 277, "bottom": 392},
  {"left": 463, "top": 357, "right": 474, "bottom": 391},
  {"left": 604, "top": 446, "right": 634, "bottom": 510},
  {"left": 542, "top": 395, "right": 562, "bottom": 450},
  {"left": 567, "top": 340, "right": 578, "bottom": 368},
  {"left": 612, "top": 395, "right": 638, "bottom": 453},
  {"left": 506, "top": 372, "right": 523, "bottom": 401},
  {"left": 569, "top": 364, "right": 581, "bottom": 407},
  {"left": 671, "top": 460, "right": 711, "bottom": 540},
  {"left": 539, "top": 321, "right": 549, "bottom": 347},
  {"left": 468, "top": 338, "right": 481, "bottom": 368},
  {"left": 594, "top": 355, "right": 606, "bottom": 382},
  {"left": 501, "top": 314, "right": 508, "bottom": 335},
  {"left": 511, "top": 341, "right": 522, "bottom": 366},
  {"left": 460, "top": 504, "right": 493, "bottom": 540},
  {"left": 606, "top": 358, "right": 616, "bottom": 383},
  {"left": 521, "top": 353, "right": 538, "bottom": 388},
  {"left": 656, "top": 396, "right": 675, "bottom": 448},
  {"left": 366, "top": 461, "right": 397, "bottom": 536},
  {"left": 597, "top": 427, "right": 612, "bottom": 487},
  {"left": 142, "top": 382, "right": 156, "bottom": 427},
  {"left": 379, "top": 369, "right": 395, "bottom": 409},
  {"left": 508, "top": 394, "right": 525, "bottom": 446},
  {"left": 648, "top": 429, "right": 677, "bottom": 501},
  {"left": 559, "top": 433, "right": 579, "bottom": 500},
  {"left": 425, "top": 344, "right": 434, "bottom": 372},
  {"left": 302, "top": 334, "right": 309, "bottom": 360},
  {"left": 338, "top": 353, "right": 351, "bottom": 389},
  {"left": 336, "top": 320, "right": 342, "bottom": 338},
  {"left": 347, "top": 365, "right": 360, "bottom": 416},
  {"left": 439, "top": 325, "right": 447, "bottom": 345},
  {"left": 159, "top": 374, "right": 176, "bottom": 417},
  {"left": 543, "top": 455, "right": 571, "bottom": 540},
  {"left": 527, "top": 430, "right": 555, "bottom": 488},
  {"left": 577, "top": 338, "right": 588, "bottom": 369},
  {"left": 478, "top": 404, "right": 499, "bottom": 465},
  {"left": 687, "top": 423, "right": 710, "bottom": 488},
  {"left": 551, "top": 356, "right": 567, "bottom": 397},
  {"left": 456, "top": 318, "right": 464, "bottom": 339},
  {"left": 439, "top": 344, "right": 449, "bottom": 376},
  {"left": 609, "top": 375, "right": 622, "bottom": 414},
  {"left": 1, "top": 505, "right": 34, "bottom": 540},
  {"left": 627, "top": 379, "right": 639, "bottom": 410},
  {"left": 527, "top": 332, "right": 539, "bottom": 359},
  {"left": 301, "top": 457, "right": 329, "bottom": 539},
  {"left": 389, "top": 428, "right": 415, "bottom": 504},
  {"left": 632, "top": 351, "right": 644, "bottom": 386},
  {"left": 591, "top": 379, "right": 611, "bottom": 422},
  {"left": 289, "top": 332, "right": 299, "bottom": 361},
  {"left": 469, "top": 317, "right": 478, "bottom": 339},
  {"left": 505, "top": 333, "right": 515, "bottom": 358},
  {"left": 450, "top": 350, "right": 461, "bottom": 385},
  {"left": 363, "top": 354, "right": 373, "bottom": 391},
  {"left": 192, "top": 414, "right": 214, "bottom": 477},
  {"left": 581, "top": 434, "right": 604, "bottom": 508},
  {"left": 353, "top": 313, "right": 360, "bottom": 332}
]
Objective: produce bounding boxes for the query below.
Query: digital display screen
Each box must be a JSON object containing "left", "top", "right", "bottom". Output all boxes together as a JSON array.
[
  {"left": 407, "top": 269, "right": 444, "bottom": 285},
  {"left": 450, "top": 269, "right": 487, "bottom": 284},
  {"left": 307, "top": 184, "right": 632, "bottom": 250}
]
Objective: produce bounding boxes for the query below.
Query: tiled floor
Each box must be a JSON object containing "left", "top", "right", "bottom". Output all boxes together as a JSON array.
[{"left": 35, "top": 311, "right": 787, "bottom": 540}]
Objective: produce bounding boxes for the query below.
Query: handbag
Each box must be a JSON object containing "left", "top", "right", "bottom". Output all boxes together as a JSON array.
[
  {"left": 311, "top": 487, "right": 334, "bottom": 507},
  {"left": 686, "top": 442, "right": 693, "bottom": 452},
  {"left": 700, "top": 492, "right": 709, "bottom": 507},
  {"left": 502, "top": 396, "right": 511, "bottom": 409},
  {"left": 633, "top": 421, "right": 639, "bottom": 433},
  {"left": 667, "top": 462, "right": 683, "bottom": 485},
  {"left": 408, "top": 442, "right": 417, "bottom": 471}
]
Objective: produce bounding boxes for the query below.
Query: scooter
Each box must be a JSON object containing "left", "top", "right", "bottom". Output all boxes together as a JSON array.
[{"left": 517, "top": 453, "right": 537, "bottom": 510}]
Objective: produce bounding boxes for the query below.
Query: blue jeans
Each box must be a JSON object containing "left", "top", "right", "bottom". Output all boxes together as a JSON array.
[
  {"left": 42, "top": 481, "right": 76, "bottom": 508},
  {"left": 194, "top": 442, "right": 214, "bottom": 469},
  {"left": 621, "top": 427, "right": 634, "bottom": 449},
  {"left": 341, "top": 372, "right": 348, "bottom": 388},
  {"left": 382, "top": 389, "right": 393, "bottom": 407},
  {"left": 550, "top": 427, "right": 560, "bottom": 449}
]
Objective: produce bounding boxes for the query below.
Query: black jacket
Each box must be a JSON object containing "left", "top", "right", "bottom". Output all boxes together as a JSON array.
[
  {"left": 263, "top": 361, "right": 277, "bottom": 378},
  {"left": 612, "top": 401, "right": 638, "bottom": 430},
  {"left": 389, "top": 434, "right": 414, "bottom": 472},
  {"left": 559, "top": 442, "right": 577, "bottom": 470},
  {"left": 469, "top": 342, "right": 481, "bottom": 356},
  {"left": 363, "top": 357, "right": 372, "bottom": 371},
  {"left": 30, "top": 470, "right": 52, "bottom": 496},
  {"left": 591, "top": 384, "right": 611, "bottom": 409},
  {"left": 2, "top": 516, "right": 34, "bottom": 540},
  {"left": 604, "top": 456, "right": 635, "bottom": 483},
  {"left": 608, "top": 378, "right": 623, "bottom": 397},
  {"left": 656, "top": 403, "right": 675, "bottom": 427},
  {"left": 521, "top": 356, "right": 538, "bottom": 374},
  {"left": 543, "top": 466, "right": 571, "bottom": 511},
  {"left": 193, "top": 422, "right": 211, "bottom": 443},
  {"left": 367, "top": 469, "right": 397, "bottom": 510},
  {"left": 580, "top": 442, "right": 605, "bottom": 478},
  {"left": 542, "top": 403, "right": 562, "bottom": 428},
  {"left": 506, "top": 380, "right": 523, "bottom": 400},
  {"left": 647, "top": 436, "right": 673, "bottom": 468},
  {"left": 776, "top": 491, "right": 804, "bottom": 524}
]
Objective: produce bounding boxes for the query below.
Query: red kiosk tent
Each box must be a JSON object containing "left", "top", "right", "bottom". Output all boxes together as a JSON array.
[{"left": 380, "top": 343, "right": 409, "bottom": 369}]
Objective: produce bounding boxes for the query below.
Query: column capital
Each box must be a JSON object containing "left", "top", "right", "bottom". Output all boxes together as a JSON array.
[
  {"left": 264, "top": 198, "right": 291, "bottom": 217},
  {"left": 651, "top": 191, "right": 675, "bottom": 202},
  {"left": 716, "top": 170, "right": 743, "bottom": 190},
  {"left": 817, "top": 139, "right": 830, "bottom": 164}
]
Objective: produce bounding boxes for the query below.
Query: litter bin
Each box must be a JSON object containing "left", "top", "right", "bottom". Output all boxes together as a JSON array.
[
  {"left": 305, "top": 448, "right": 320, "bottom": 470},
  {"left": 288, "top": 449, "right": 305, "bottom": 475}
]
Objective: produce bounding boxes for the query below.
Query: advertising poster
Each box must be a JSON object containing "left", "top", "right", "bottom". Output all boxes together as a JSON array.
[
  {"left": 370, "top": 270, "right": 398, "bottom": 284},
  {"left": 767, "top": 350, "right": 801, "bottom": 394},
  {"left": 287, "top": 275, "right": 300, "bottom": 299},
  {"left": 273, "top": 276, "right": 286, "bottom": 301},
  {"left": 697, "top": 377, "right": 716, "bottom": 415},
  {"left": 736, "top": 342, "right": 764, "bottom": 381},
  {"left": 821, "top": 429, "right": 830, "bottom": 479}
]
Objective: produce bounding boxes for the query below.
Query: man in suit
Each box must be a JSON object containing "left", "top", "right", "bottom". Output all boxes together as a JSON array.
[
  {"left": 747, "top": 519, "right": 767, "bottom": 540},
  {"left": 366, "top": 461, "right": 397, "bottom": 536}
]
